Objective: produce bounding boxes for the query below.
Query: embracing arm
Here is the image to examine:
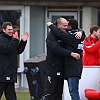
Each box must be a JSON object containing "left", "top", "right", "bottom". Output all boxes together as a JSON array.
[
  {"left": 46, "top": 22, "right": 86, "bottom": 44},
  {"left": 46, "top": 22, "right": 81, "bottom": 45},
  {"left": 46, "top": 39, "right": 80, "bottom": 59}
]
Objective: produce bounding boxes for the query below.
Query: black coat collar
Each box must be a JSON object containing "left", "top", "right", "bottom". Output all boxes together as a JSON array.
[{"left": 1, "top": 32, "right": 12, "bottom": 39}]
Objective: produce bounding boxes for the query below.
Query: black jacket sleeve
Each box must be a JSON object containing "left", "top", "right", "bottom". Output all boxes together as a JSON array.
[
  {"left": 78, "top": 28, "right": 86, "bottom": 41},
  {"left": 17, "top": 40, "right": 27, "bottom": 54},
  {"left": 49, "top": 24, "right": 82, "bottom": 45}
]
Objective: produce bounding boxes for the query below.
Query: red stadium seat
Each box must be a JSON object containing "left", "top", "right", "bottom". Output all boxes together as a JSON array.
[{"left": 84, "top": 88, "right": 100, "bottom": 100}]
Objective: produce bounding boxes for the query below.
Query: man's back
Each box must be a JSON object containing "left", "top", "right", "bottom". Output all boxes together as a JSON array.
[{"left": 46, "top": 30, "right": 65, "bottom": 77}]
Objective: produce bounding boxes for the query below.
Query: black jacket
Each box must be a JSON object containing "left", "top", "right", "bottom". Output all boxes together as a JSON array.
[
  {"left": 46, "top": 29, "right": 78, "bottom": 77},
  {"left": 49, "top": 24, "right": 85, "bottom": 79},
  {"left": 0, "top": 32, "right": 27, "bottom": 82}
]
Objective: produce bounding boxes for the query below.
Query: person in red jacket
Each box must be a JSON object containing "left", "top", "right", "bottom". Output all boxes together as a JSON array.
[{"left": 82, "top": 25, "right": 100, "bottom": 66}]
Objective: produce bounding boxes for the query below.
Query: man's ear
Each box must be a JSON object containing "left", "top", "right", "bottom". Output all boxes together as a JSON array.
[
  {"left": 2, "top": 28, "right": 5, "bottom": 32},
  {"left": 57, "top": 24, "right": 60, "bottom": 28}
]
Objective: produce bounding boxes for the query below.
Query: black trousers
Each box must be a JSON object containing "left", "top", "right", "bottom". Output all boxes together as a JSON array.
[
  {"left": 44, "top": 76, "right": 64, "bottom": 100},
  {"left": 0, "top": 82, "right": 17, "bottom": 100}
]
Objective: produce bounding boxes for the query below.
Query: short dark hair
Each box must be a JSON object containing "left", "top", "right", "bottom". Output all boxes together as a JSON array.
[
  {"left": 90, "top": 25, "right": 100, "bottom": 34},
  {"left": 2, "top": 22, "right": 12, "bottom": 30},
  {"left": 68, "top": 19, "right": 78, "bottom": 30}
]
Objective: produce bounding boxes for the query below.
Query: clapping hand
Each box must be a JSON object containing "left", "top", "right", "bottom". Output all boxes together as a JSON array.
[
  {"left": 21, "top": 32, "right": 29, "bottom": 42},
  {"left": 12, "top": 31, "right": 19, "bottom": 40}
]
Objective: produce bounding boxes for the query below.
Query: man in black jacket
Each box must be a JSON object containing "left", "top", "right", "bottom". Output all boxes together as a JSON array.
[
  {"left": 46, "top": 18, "right": 85, "bottom": 100},
  {"left": 0, "top": 22, "right": 29, "bottom": 100},
  {"left": 44, "top": 18, "right": 83, "bottom": 100}
]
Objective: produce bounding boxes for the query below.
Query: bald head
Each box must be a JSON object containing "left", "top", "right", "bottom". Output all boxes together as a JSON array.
[
  {"left": 57, "top": 17, "right": 67, "bottom": 24},
  {"left": 56, "top": 17, "right": 68, "bottom": 31}
]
